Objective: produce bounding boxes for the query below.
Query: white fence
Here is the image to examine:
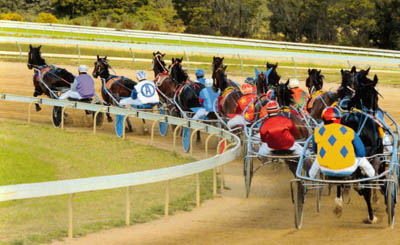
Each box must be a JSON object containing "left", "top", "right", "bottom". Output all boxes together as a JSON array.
[
  {"left": 0, "top": 93, "right": 241, "bottom": 238},
  {"left": 1, "top": 20, "right": 400, "bottom": 58}
]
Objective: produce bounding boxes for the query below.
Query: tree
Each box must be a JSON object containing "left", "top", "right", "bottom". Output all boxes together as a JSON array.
[{"left": 371, "top": 0, "right": 400, "bottom": 49}]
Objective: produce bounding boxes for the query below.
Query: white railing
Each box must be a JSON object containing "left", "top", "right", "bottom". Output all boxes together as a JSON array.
[
  {"left": 0, "top": 93, "right": 241, "bottom": 238},
  {"left": 1, "top": 20, "right": 400, "bottom": 58},
  {"left": 2, "top": 37, "right": 400, "bottom": 68}
]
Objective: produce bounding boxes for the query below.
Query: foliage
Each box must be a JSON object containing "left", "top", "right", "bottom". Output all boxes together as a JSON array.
[
  {"left": 0, "top": 11, "right": 23, "bottom": 21},
  {"left": 36, "top": 12, "right": 58, "bottom": 23}
]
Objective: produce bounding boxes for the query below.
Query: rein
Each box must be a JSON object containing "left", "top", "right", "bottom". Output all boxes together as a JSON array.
[
  {"left": 30, "top": 63, "right": 72, "bottom": 86},
  {"left": 154, "top": 54, "right": 168, "bottom": 73}
]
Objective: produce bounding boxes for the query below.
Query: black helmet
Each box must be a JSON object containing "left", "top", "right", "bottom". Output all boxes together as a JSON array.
[{"left": 245, "top": 76, "right": 255, "bottom": 85}]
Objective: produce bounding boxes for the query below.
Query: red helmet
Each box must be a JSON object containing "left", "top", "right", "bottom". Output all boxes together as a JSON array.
[
  {"left": 240, "top": 83, "right": 254, "bottom": 95},
  {"left": 266, "top": 90, "right": 275, "bottom": 100},
  {"left": 266, "top": 101, "right": 280, "bottom": 116},
  {"left": 322, "top": 107, "right": 341, "bottom": 124}
]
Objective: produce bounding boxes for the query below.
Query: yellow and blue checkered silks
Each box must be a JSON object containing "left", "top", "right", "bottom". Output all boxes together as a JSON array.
[{"left": 314, "top": 124, "right": 356, "bottom": 170}]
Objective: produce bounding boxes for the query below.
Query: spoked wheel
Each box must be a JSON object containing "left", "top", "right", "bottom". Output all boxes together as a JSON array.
[
  {"left": 182, "top": 127, "right": 191, "bottom": 152},
  {"left": 292, "top": 180, "right": 305, "bottom": 229},
  {"left": 244, "top": 156, "right": 254, "bottom": 198},
  {"left": 52, "top": 106, "right": 62, "bottom": 128},
  {"left": 387, "top": 176, "right": 396, "bottom": 228},
  {"left": 115, "top": 114, "right": 124, "bottom": 137},
  {"left": 158, "top": 105, "right": 168, "bottom": 136}
]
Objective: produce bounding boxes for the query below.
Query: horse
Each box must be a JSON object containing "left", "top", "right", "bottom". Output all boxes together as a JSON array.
[
  {"left": 27, "top": 45, "right": 75, "bottom": 111},
  {"left": 152, "top": 51, "right": 176, "bottom": 100},
  {"left": 307, "top": 68, "right": 356, "bottom": 121},
  {"left": 92, "top": 55, "right": 137, "bottom": 125},
  {"left": 305, "top": 69, "right": 324, "bottom": 95},
  {"left": 212, "top": 56, "right": 225, "bottom": 84},
  {"left": 213, "top": 65, "right": 243, "bottom": 117},
  {"left": 255, "top": 62, "right": 281, "bottom": 96}
]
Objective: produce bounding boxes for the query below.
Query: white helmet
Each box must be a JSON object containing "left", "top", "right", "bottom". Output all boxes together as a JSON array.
[
  {"left": 78, "top": 64, "right": 88, "bottom": 73},
  {"left": 136, "top": 70, "right": 146, "bottom": 81},
  {"left": 288, "top": 78, "right": 300, "bottom": 88}
]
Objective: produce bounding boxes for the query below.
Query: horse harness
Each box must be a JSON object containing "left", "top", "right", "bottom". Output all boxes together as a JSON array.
[{"left": 33, "top": 65, "right": 72, "bottom": 86}]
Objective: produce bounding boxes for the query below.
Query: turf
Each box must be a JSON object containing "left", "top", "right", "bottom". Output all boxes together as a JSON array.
[{"left": 0, "top": 120, "right": 215, "bottom": 244}]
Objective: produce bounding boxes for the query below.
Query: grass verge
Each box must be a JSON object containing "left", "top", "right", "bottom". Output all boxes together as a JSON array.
[{"left": 0, "top": 120, "right": 215, "bottom": 244}]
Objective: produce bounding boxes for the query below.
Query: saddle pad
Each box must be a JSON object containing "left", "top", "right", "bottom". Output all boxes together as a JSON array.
[{"left": 106, "top": 77, "right": 121, "bottom": 90}]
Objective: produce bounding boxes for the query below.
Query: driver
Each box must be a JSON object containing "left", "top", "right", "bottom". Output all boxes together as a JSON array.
[
  {"left": 308, "top": 107, "right": 375, "bottom": 178},
  {"left": 119, "top": 70, "right": 159, "bottom": 107},
  {"left": 59, "top": 64, "right": 95, "bottom": 100},
  {"left": 258, "top": 101, "right": 302, "bottom": 156}
]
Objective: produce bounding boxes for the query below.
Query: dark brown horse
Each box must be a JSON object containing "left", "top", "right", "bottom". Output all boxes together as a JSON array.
[
  {"left": 213, "top": 66, "right": 243, "bottom": 116},
  {"left": 307, "top": 68, "right": 356, "bottom": 120},
  {"left": 92, "top": 55, "right": 137, "bottom": 123},
  {"left": 255, "top": 62, "right": 281, "bottom": 96},
  {"left": 305, "top": 69, "right": 324, "bottom": 95},
  {"left": 27, "top": 45, "right": 75, "bottom": 111},
  {"left": 152, "top": 51, "right": 176, "bottom": 101}
]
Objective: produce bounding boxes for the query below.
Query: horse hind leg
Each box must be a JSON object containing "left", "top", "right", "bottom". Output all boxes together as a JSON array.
[
  {"left": 333, "top": 186, "right": 343, "bottom": 217},
  {"left": 362, "top": 188, "right": 377, "bottom": 224},
  {"left": 142, "top": 119, "right": 148, "bottom": 134}
]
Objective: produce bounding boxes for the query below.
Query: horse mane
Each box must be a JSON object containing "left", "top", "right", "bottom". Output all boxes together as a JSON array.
[{"left": 276, "top": 81, "right": 294, "bottom": 107}]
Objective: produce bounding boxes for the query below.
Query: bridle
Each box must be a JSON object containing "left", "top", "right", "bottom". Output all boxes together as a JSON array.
[{"left": 153, "top": 53, "right": 168, "bottom": 73}]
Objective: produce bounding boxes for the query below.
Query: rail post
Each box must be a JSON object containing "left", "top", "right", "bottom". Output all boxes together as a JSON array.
[
  {"left": 238, "top": 53, "right": 244, "bottom": 76},
  {"left": 213, "top": 168, "right": 217, "bottom": 196},
  {"left": 125, "top": 186, "right": 131, "bottom": 226},
  {"left": 61, "top": 104, "right": 74, "bottom": 129},
  {"left": 68, "top": 193, "right": 74, "bottom": 238},
  {"left": 190, "top": 128, "right": 204, "bottom": 156},
  {"left": 205, "top": 133, "right": 218, "bottom": 158},
  {"left": 122, "top": 113, "right": 137, "bottom": 139},
  {"left": 292, "top": 57, "right": 297, "bottom": 78},
  {"left": 129, "top": 48, "right": 135, "bottom": 68},
  {"left": 77, "top": 44, "right": 80, "bottom": 65},
  {"left": 196, "top": 173, "right": 200, "bottom": 208},
  {"left": 93, "top": 107, "right": 107, "bottom": 134},
  {"left": 172, "top": 124, "right": 185, "bottom": 152},
  {"left": 165, "top": 180, "right": 170, "bottom": 216},
  {"left": 27, "top": 99, "right": 40, "bottom": 123},
  {"left": 16, "top": 41, "right": 22, "bottom": 62},
  {"left": 150, "top": 119, "right": 161, "bottom": 145}
]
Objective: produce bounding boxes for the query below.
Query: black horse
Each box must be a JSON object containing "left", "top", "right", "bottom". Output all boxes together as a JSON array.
[
  {"left": 336, "top": 71, "right": 383, "bottom": 223},
  {"left": 169, "top": 57, "right": 205, "bottom": 112},
  {"left": 92, "top": 55, "right": 137, "bottom": 123},
  {"left": 305, "top": 69, "right": 324, "bottom": 95},
  {"left": 27, "top": 45, "right": 75, "bottom": 111}
]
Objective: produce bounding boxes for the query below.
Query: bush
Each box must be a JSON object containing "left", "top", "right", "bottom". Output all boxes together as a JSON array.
[
  {"left": 143, "top": 21, "right": 160, "bottom": 31},
  {"left": 0, "top": 12, "right": 24, "bottom": 21},
  {"left": 36, "top": 12, "right": 58, "bottom": 23}
]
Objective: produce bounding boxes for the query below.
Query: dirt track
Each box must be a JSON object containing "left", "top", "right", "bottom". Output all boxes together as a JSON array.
[{"left": 1, "top": 62, "right": 400, "bottom": 245}]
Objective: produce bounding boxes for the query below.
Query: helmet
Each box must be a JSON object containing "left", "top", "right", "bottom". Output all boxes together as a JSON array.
[
  {"left": 136, "top": 70, "right": 146, "bottom": 81},
  {"left": 288, "top": 78, "right": 299, "bottom": 88},
  {"left": 266, "top": 101, "right": 280, "bottom": 116},
  {"left": 266, "top": 90, "right": 275, "bottom": 100},
  {"left": 322, "top": 107, "right": 342, "bottom": 124},
  {"left": 245, "top": 76, "right": 255, "bottom": 85},
  {"left": 338, "top": 98, "right": 351, "bottom": 112},
  {"left": 195, "top": 69, "right": 204, "bottom": 78},
  {"left": 78, "top": 64, "right": 88, "bottom": 73},
  {"left": 240, "top": 83, "right": 254, "bottom": 95}
]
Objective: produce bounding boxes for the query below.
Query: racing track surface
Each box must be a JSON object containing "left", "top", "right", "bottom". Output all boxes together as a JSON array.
[{"left": 1, "top": 62, "right": 400, "bottom": 244}]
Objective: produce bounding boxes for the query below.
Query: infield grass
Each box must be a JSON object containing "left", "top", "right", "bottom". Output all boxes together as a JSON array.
[{"left": 0, "top": 120, "right": 215, "bottom": 244}]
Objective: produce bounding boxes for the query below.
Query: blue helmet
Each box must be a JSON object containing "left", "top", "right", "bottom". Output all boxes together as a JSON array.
[
  {"left": 136, "top": 70, "right": 146, "bottom": 81},
  {"left": 196, "top": 69, "right": 204, "bottom": 78}
]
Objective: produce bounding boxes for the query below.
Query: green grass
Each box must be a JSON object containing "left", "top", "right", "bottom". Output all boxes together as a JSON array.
[{"left": 0, "top": 120, "right": 215, "bottom": 244}]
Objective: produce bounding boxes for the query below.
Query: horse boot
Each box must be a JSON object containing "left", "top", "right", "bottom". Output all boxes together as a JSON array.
[
  {"left": 333, "top": 196, "right": 343, "bottom": 218},
  {"left": 35, "top": 103, "right": 42, "bottom": 112}
]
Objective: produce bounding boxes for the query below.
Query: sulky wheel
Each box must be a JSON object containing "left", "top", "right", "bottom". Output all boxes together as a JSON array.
[
  {"left": 158, "top": 105, "right": 168, "bottom": 136},
  {"left": 52, "top": 106, "right": 62, "bottom": 128},
  {"left": 182, "top": 127, "right": 191, "bottom": 152},
  {"left": 387, "top": 175, "right": 396, "bottom": 228},
  {"left": 92, "top": 111, "right": 104, "bottom": 128},
  {"left": 293, "top": 180, "right": 305, "bottom": 229},
  {"left": 115, "top": 114, "right": 124, "bottom": 137},
  {"left": 244, "top": 156, "right": 254, "bottom": 198}
]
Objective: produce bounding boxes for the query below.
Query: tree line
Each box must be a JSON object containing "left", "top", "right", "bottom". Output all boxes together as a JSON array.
[{"left": 0, "top": 0, "right": 399, "bottom": 50}]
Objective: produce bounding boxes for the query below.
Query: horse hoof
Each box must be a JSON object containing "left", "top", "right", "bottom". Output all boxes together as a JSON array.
[
  {"left": 333, "top": 197, "right": 343, "bottom": 218},
  {"left": 364, "top": 216, "right": 378, "bottom": 224},
  {"left": 35, "top": 106, "right": 41, "bottom": 112},
  {"left": 143, "top": 127, "right": 149, "bottom": 134},
  {"left": 107, "top": 117, "right": 113, "bottom": 123}
]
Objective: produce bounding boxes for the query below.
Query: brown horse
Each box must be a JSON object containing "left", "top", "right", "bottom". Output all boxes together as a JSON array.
[
  {"left": 307, "top": 68, "right": 356, "bottom": 120},
  {"left": 152, "top": 51, "right": 176, "bottom": 101},
  {"left": 92, "top": 55, "right": 137, "bottom": 123},
  {"left": 27, "top": 45, "right": 75, "bottom": 111},
  {"left": 305, "top": 69, "right": 324, "bottom": 95}
]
